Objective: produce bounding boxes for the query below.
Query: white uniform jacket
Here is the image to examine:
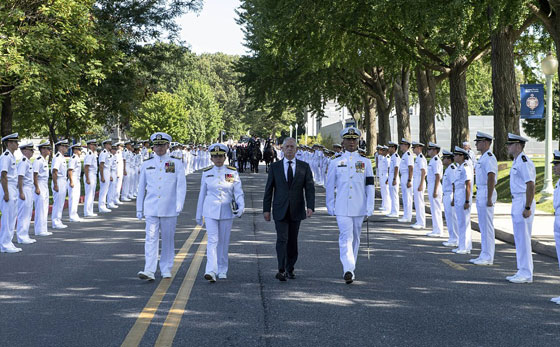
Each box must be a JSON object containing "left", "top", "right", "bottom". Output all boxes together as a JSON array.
[
  {"left": 51, "top": 152, "right": 67, "bottom": 179},
  {"left": 137, "top": 154, "right": 187, "bottom": 217},
  {"left": 32, "top": 156, "right": 49, "bottom": 183},
  {"left": 196, "top": 165, "right": 244, "bottom": 220},
  {"left": 326, "top": 151, "right": 374, "bottom": 217}
]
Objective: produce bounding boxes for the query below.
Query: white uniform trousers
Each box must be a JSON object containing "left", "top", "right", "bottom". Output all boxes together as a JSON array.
[
  {"left": 413, "top": 182, "right": 426, "bottom": 227},
  {"left": 108, "top": 173, "right": 117, "bottom": 206},
  {"left": 554, "top": 215, "right": 560, "bottom": 270},
  {"left": 511, "top": 195, "right": 535, "bottom": 278},
  {"left": 116, "top": 175, "right": 123, "bottom": 201},
  {"left": 475, "top": 188, "right": 496, "bottom": 262},
  {"left": 68, "top": 180, "right": 81, "bottom": 220},
  {"left": 34, "top": 181, "right": 49, "bottom": 235},
  {"left": 389, "top": 178, "right": 400, "bottom": 216},
  {"left": 83, "top": 173, "right": 96, "bottom": 216},
  {"left": 98, "top": 172, "right": 110, "bottom": 210},
  {"left": 204, "top": 218, "right": 233, "bottom": 275},
  {"left": 400, "top": 180, "right": 413, "bottom": 220},
  {"left": 380, "top": 177, "right": 390, "bottom": 212},
  {"left": 0, "top": 186, "right": 18, "bottom": 251},
  {"left": 428, "top": 183, "right": 443, "bottom": 235},
  {"left": 336, "top": 215, "right": 364, "bottom": 274},
  {"left": 144, "top": 216, "right": 177, "bottom": 274},
  {"left": 443, "top": 193, "right": 458, "bottom": 243},
  {"left": 122, "top": 168, "right": 131, "bottom": 199},
  {"left": 453, "top": 189, "right": 472, "bottom": 251},
  {"left": 16, "top": 187, "right": 34, "bottom": 242},
  {"left": 51, "top": 180, "right": 68, "bottom": 227}
]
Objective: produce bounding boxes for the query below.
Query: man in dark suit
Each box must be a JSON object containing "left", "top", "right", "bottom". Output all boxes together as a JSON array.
[{"left": 263, "top": 137, "right": 315, "bottom": 281}]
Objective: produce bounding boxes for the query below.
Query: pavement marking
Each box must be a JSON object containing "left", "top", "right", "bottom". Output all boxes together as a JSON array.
[
  {"left": 440, "top": 258, "right": 468, "bottom": 271},
  {"left": 121, "top": 225, "right": 203, "bottom": 347},
  {"left": 155, "top": 233, "right": 208, "bottom": 347}
]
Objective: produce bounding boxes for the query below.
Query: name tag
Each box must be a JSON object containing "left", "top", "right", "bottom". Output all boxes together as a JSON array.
[
  {"left": 338, "top": 161, "right": 347, "bottom": 167},
  {"left": 147, "top": 166, "right": 155, "bottom": 170}
]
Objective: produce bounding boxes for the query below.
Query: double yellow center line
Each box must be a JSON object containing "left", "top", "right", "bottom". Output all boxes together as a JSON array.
[{"left": 122, "top": 225, "right": 207, "bottom": 347}]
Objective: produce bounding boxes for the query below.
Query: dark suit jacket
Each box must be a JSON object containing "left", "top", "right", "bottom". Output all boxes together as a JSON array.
[{"left": 263, "top": 159, "right": 315, "bottom": 221}]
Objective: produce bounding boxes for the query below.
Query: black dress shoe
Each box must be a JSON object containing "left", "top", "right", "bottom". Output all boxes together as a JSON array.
[
  {"left": 275, "top": 272, "right": 287, "bottom": 281},
  {"left": 287, "top": 271, "right": 295, "bottom": 279},
  {"left": 344, "top": 271, "right": 353, "bottom": 284}
]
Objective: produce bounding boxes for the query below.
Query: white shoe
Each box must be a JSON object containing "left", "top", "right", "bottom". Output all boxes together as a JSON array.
[
  {"left": 69, "top": 218, "right": 83, "bottom": 222},
  {"left": 122, "top": 198, "right": 132, "bottom": 202},
  {"left": 18, "top": 238, "right": 37, "bottom": 244},
  {"left": 88, "top": 213, "right": 99, "bottom": 217},
  {"left": 387, "top": 213, "right": 399, "bottom": 218},
  {"left": 426, "top": 233, "right": 442, "bottom": 238},
  {"left": 162, "top": 272, "right": 172, "bottom": 279},
  {"left": 218, "top": 273, "right": 227, "bottom": 279},
  {"left": 412, "top": 224, "right": 425, "bottom": 230},
  {"left": 398, "top": 218, "right": 411, "bottom": 223},
  {"left": 455, "top": 249, "right": 471, "bottom": 255},
  {"left": 473, "top": 259, "right": 493, "bottom": 266},
  {"left": 116, "top": 200, "right": 124, "bottom": 205},
  {"left": 204, "top": 272, "right": 217, "bottom": 282},
  {"left": 108, "top": 204, "right": 118, "bottom": 209},
  {"left": 53, "top": 224, "right": 67, "bottom": 229},
  {"left": 469, "top": 257, "right": 480, "bottom": 264},
  {"left": 509, "top": 276, "right": 532, "bottom": 284},
  {"left": 138, "top": 271, "right": 155, "bottom": 281},
  {"left": 442, "top": 241, "right": 457, "bottom": 247},
  {"left": 36, "top": 231, "right": 53, "bottom": 236},
  {"left": 99, "top": 208, "right": 112, "bottom": 213},
  {"left": 1, "top": 246, "right": 22, "bottom": 253},
  {"left": 550, "top": 296, "right": 560, "bottom": 303},
  {"left": 451, "top": 248, "right": 459, "bottom": 253},
  {"left": 506, "top": 274, "right": 519, "bottom": 281}
]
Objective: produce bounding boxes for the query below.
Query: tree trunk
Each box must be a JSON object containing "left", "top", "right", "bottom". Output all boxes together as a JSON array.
[
  {"left": 448, "top": 56, "right": 470, "bottom": 149},
  {"left": 363, "top": 94, "right": 377, "bottom": 156},
  {"left": 491, "top": 26, "right": 520, "bottom": 161},
  {"left": 1, "top": 89, "right": 14, "bottom": 139},
  {"left": 416, "top": 66, "right": 437, "bottom": 146},
  {"left": 394, "top": 67, "right": 411, "bottom": 142},
  {"left": 376, "top": 101, "right": 391, "bottom": 145}
]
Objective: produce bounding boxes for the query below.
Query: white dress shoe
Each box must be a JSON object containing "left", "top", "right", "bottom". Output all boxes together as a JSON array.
[
  {"left": 36, "top": 231, "right": 53, "bottom": 236},
  {"left": 412, "top": 224, "right": 425, "bottom": 230},
  {"left": 442, "top": 241, "right": 458, "bottom": 247},
  {"left": 108, "top": 204, "right": 118, "bottom": 209},
  {"left": 122, "top": 198, "right": 131, "bottom": 202},
  {"left": 387, "top": 214, "right": 399, "bottom": 218},
  {"left": 69, "top": 218, "right": 83, "bottom": 222},
  {"left": 451, "top": 248, "right": 459, "bottom": 253},
  {"left": 53, "top": 224, "right": 67, "bottom": 229},
  {"left": 455, "top": 249, "right": 471, "bottom": 255},
  {"left": 116, "top": 200, "right": 124, "bottom": 205},
  {"left": 204, "top": 272, "right": 217, "bottom": 282},
  {"left": 469, "top": 258, "right": 480, "bottom": 263},
  {"left": 508, "top": 276, "right": 532, "bottom": 284},
  {"left": 99, "top": 208, "right": 112, "bottom": 213},
  {"left": 162, "top": 272, "right": 172, "bottom": 279},
  {"left": 88, "top": 213, "right": 99, "bottom": 217},
  {"left": 550, "top": 296, "right": 560, "bottom": 303},
  {"left": 218, "top": 273, "right": 227, "bottom": 279},
  {"left": 1, "top": 246, "right": 22, "bottom": 253},
  {"left": 18, "top": 238, "right": 37, "bottom": 244},
  {"left": 473, "top": 259, "right": 493, "bottom": 266},
  {"left": 397, "top": 218, "right": 411, "bottom": 223},
  {"left": 138, "top": 271, "right": 155, "bottom": 281}
]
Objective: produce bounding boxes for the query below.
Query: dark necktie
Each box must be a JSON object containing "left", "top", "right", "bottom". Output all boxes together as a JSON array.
[{"left": 287, "top": 161, "right": 293, "bottom": 187}]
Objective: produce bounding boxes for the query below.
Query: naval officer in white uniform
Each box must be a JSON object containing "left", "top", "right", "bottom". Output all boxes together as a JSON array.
[
  {"left": 505, "top": 133, "right": 536, "bottom": 284},
  {"left": 426, "top": 142, "right": 443, "bottom": 237},
  {"left": 326, "top": 127, "right": 374, "bottom": 284},
  {"left": 137, "top": 132, "right": 187, "bottom": 281},
  {"left": 67, "top": 144, "right": 84, "bottom": 222},
  {"left": 16, "top": 142, "right": 37, "bottom": 245},
  {"left": 411, "top": 141, "right": 427, "bottom": 229},
  {"left": 387, "top": 141, "right": 401, "bottom": 218},
  {"left": 452, "top": 147, "right": 473, "bottom": 255},
  {"left": 33, "top": 141, "right": 52, "bottom": 236},
  {"left": 550, "top": 151, "right": 560, "bottom": 304},
  {"left": 98, "top": 139, "right": 113, "bottom": 213},
  {"left": 441, "top": 150, "right": 458, "bottom": 247},
  {"left": 196, "top": 143, "right": 245, "bottom": 282},
  {"left": 51, "top": 140, "right": 69, "bottom": 229},
  {"left": 83, "top": 140, "right": 98, "bottom": 217},
  {"left": 0, "top": 133, "right": 21, "bottom": 253},
  {"left": 471, "top": 132, "right": 498, "bottom": 266},
  {"left": 398, "top": 139, "right": 414, "bottom": 223}
]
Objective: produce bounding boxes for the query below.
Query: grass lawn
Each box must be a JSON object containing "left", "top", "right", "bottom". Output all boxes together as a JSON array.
[{"left": 494, "top": 158, "right": 556, "bottom": 214}]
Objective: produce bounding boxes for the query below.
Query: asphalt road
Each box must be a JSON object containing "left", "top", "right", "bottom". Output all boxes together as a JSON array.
[{"left": 2, "top": 166, "right": 560, "bottom": 347}]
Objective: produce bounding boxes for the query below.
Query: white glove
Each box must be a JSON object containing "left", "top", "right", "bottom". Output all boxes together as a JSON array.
[{"left": 136, "top": 212, "right": 143, "bottom": 220}]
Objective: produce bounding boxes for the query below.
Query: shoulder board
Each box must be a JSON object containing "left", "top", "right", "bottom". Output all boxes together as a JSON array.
[
  {"left": 464, "top": 162, "right": 468, "bottom": 166},
  {"left": 419, "top": 154, "right": 423, "bottom": 158},
  {"left": 72, "top": 155, "right": 77, "bottom": 159},
  {"left": 102, "top": 149, "right": 107, "bottom": 153},
  {"left": 3, "top": 151, "right": 8, "bottom": 155},
  {"left": 434, "top": 156, "right": 438, "bottom": 160},
  {"left": 203, "top": 166, "right": 213, "bottom": 172},
  {"left": 36, "top": 156, "right": 42, "bottom": 160},
  {"left": 334, "top": 153, "right": 342, "bottom": 158},
  {"left": 522, "top": 155, "right": 527, "bottom": 162},
  {"left": 450, "top": 164, "right": 456, "bottom": 169},
  {"left": 144, "top": 157, "right": 153, "bottom": 161},
  {"left": 395, "top": 153, "right": 400, "bottom": 158},
  {"left": 227, "top": 165, "right": 237, "bottom": 171},
  {"left": 22, "top": 157, "right": 27, "bottom": 162},
  {"left": 487, "top": 152, "right": 493, "bottom": 157},
  {"left": 171, "top": 155, "right": 180, "bottom": 160},
  {"left": 360, "top": 153, "right": 367, "bottom": 157},
  {"left": 56, "top": 153, "right": 61, "bottom": 157}
]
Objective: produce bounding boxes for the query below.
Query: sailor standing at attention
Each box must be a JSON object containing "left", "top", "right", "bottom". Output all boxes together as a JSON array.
[
  {"left": 326, "top": 127, "right": 374, "bottom": 284},
  {"left": 16, "top": 142, "right": 37, "bottom": 245},
  {"left": 505, "top": 133, "right": 536, "bottom": 284},
  {"left": 0, "top": 133, "right": 22, "bottom": 253},
  {"left": 387, "top": 141, "right": 401, "bottom": 218},
  {"left": 121, "top": 141, "right": 133, "bottom": 202},
  {"left": 137, "top": 132, "right": 187, "bottom": 281},
  {"left": 398, "top": 139, "right": 414, "bottom": 223},
  {"left": 411, "top": 141, "right": 427, "bottom": 229},
  {"left": 51, "top": 140, "right": 69, "bottom": 229},
  {"left": 67, "top": 144, "right": 84, "bottom": 222},
  {"left": 550, "top": 150, "right": 560, "bottom": 304},
  {"left": 197, "top": 143, "right": 245, "bottom": 282},
  {"left": 33, "top": 141, "right": 52, "bottom": 236},
  {"left": 98, "top": 139, "right": 113, "bottom": 213},
  {"left": 441, "top": 150, "right": 458, "bottom": 247},
  {"left": 378, "top": 146, "right": 391, "bottom": 214},
  {"left": 452, "top": 147, "right": 473, "bottom": 255},
  {"left": 83, "top": 140, "right": 98, "bottom": 217},
  {"left": 426, "top": 142, "right": 443, "bottom": 237},
  {"left": 470, "top": 132, "right": 498, "bottom": 266}
]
